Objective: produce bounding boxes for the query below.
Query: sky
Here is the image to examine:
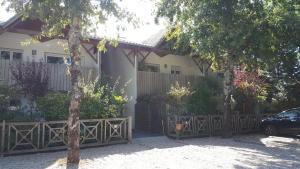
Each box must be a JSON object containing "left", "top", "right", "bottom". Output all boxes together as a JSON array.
[{"left": 0, "top": 0, "right": 165, "bottom": 43}]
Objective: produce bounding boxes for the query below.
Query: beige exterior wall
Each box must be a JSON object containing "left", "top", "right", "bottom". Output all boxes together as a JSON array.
[
  {"left": 0, "top": 32, "right": 98, "bottom": 68},
  {"left": 144, "top": 52, "right": 203, "bottom": 76},
  {"left": 102, "top": 47, "right": 137, "bottom": 128},
  {"left": 1, "top": 32, "right": 205, "bottom": 128}
]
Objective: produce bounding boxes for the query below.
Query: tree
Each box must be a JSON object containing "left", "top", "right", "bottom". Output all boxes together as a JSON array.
[
  {"left": 2, "top": 0, "right": 135, "bottom": 163},
  {"left": 155, "top": 0, "right": 299, "bottom": 137}
]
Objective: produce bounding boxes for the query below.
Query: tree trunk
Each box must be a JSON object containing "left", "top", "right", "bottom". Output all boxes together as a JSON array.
[
  {"left": 223, "top": 57, "right": 234, "bottom": 138},
  {"left": 67, "top": 15, "right": 82, "bottom": 164}
]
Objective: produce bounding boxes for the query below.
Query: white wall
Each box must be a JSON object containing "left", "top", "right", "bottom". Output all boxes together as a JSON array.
[
  {"left": 102, "top": 47, "right": 137, "bottom": 128},
  {"left": 0, "top": 32, "right": 98, "bottom": 68},
  {"left": 144, "top": 52, "right": 203, "bottom": 76}
]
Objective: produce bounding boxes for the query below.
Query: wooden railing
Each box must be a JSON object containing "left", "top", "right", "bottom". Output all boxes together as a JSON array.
[
  {"left": 0, "top": 117, "right": 132, "bottom": 155},
  {"left": 167, "top": 114, "right": 272, "bottom": 138},
  {"left": 0, "top": 59, "right": 97, "bottom": 91}
]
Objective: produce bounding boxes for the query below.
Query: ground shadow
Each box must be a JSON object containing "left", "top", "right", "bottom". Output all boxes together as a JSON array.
[
  {"left": 66, "top": 163, "right": 79, "bottom": 169},
  {"left": 0, "top": 134, "right": 299, "bottom": 169}
]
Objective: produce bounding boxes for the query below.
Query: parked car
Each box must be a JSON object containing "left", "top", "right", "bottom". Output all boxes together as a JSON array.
[{"left": 260, "top": 107, "right": 300, "bottom": 136}]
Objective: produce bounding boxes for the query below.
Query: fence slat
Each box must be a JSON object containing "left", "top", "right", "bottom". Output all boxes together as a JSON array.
[
  {"left": 128, "top": 117, "right": 132, "bottom": 142},
  {"left": 1, "top": 120, "right": 5, "bottom": 154},
  {"left": 137, "top": 71, "right": 203, "bottom": 96},
  {"left": 0, "top": 60, "right": 97, "bottom": 92}
]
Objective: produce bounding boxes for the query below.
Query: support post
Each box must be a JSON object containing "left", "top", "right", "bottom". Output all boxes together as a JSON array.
[
  {"left": 97, "top": 50, "right": 101, "bottom": 76},
  {"left": 128, "top": 116, "right": 132, "bottom": 143},
  {"left": 1, "top": 120, "right": 5, "bottom": 156}
]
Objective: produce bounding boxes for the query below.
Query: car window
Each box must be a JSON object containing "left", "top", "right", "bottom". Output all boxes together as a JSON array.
[
  {"left": 282, "top": 111, "right": 298, "bottom": 118},
  {"left": 295, "top": 109, "right": 300, "bottom": 117},
  {"left": 276, "top": 109, "right": 300, "bottom": 118},
  {"left": 276, "top": 112, "right": 285, "bottom": 118}
]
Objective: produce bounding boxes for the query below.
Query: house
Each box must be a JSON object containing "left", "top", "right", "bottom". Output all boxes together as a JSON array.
[{"left": 0, "top": 16, "right": 212, "bottom": 129}]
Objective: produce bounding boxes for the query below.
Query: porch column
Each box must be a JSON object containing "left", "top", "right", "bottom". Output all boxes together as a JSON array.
[
  {"left": 132, "top": 53, "right": 137, "bottom": 130},
  {"left": 97, "top": 50, "right": 101, "bottom": 76}
]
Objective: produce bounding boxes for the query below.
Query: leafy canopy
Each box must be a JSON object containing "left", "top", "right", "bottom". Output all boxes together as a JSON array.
[{"left": 156, "top": 0, "right": 300, "bottom": 71}]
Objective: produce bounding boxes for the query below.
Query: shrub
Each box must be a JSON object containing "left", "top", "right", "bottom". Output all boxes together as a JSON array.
[
  {"left": 233, "top": 69, "right": 267, "bottom": 113},
  {"left": 36, "top": 92, "right": 70, "bottom": 121},
  {"left": 36, "top": 76, "right": 128, "bottom": 120},
  {"left": 80, "top": 76, "right": 128, "bottom": 119},
  {"left": 10, "top": 61, "right": 49, "bottom": 115},
  {"left": 186, "top": 76, "right": 222, "bottom": 114},
  {"left": 0, "top": 84, "right": 10, "bottom": 119},
  {"left": 0, "top": 82, "right": 22, "bottom": 121},
  {"left": 10, "top": 61, "right": 49, "bottom": 98}
]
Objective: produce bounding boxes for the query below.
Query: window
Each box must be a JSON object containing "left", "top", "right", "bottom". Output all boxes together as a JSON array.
[
  {"left": 278, "top": 109, "right": 300, "bottom": 119},
  {"left": 12, "top": 52, "right": 23, "bottom": 61},
  {"left": 296, "top": 109, "right": 300, "bottom": 117},
  {"left": 0, "top": 51, "right": 10, "bottom": 60},
  {"left": 139, "top": 63, "right": 160, "bottom": 72},
  {"left": 284, "top": 112, "right": 298, "bottom": 119},
  {"left": 45, "top": 53, "right": 69, "bottom": 64},
  {"left": 47, "top": 56, "right": 64, "bottom": 64},
  {"left": 171, "top": 65, "right": 181, "bottom": 75},
  {"left": 0, "top": 49, "right": 23, "bottom": 61}
]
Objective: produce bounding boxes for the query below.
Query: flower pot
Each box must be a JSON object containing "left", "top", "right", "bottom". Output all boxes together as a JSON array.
[
  {"left": 175, "top": 123, "right": 185, "bottom": 139},
  {"left": 175, "top": 123, "right": 184, "bottom": 132}
]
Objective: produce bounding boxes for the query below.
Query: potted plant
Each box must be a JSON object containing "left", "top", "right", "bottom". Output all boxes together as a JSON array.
[{"left": 167, "top": 82, "right": 192, "bottom": 138}]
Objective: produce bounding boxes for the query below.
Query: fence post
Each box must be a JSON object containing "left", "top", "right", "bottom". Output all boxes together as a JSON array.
[
  {"left": 128, "top": 116, "right": 132, "bottom": 143},
  {"left": 1, "top": 120, "right": 5, "bottom": 156},
  {"left": 208, "top": 115, "right": 212, "bottom": 136},
  {"left": 192, "top": 116, "right": 196, "bottom": 136}
]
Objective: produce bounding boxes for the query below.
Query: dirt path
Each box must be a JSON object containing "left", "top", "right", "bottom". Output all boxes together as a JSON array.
[{"left": 0, "top": 135, "right": 299, "bottom": 169}]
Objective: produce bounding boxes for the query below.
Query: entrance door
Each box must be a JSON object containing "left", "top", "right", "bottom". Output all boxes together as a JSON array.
[{"left": 135, "top": 101, "right": 165, "bottom": 135}]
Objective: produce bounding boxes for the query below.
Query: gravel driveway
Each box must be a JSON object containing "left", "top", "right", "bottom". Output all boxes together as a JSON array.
[{"left": 0, "top": 134, "right": 299, "bottom": 169}]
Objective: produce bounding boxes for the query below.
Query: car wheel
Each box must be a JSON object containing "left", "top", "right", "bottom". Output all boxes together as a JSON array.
[{"left": 264, "top": 125, "right": 277, "bottom": 136}]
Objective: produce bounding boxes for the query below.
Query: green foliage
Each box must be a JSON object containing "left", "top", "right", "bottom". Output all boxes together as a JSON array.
[
  {"left": 156, "top": 0, "right": 299, "bottom": 71},
  {"left": 166, "top": 82, "right": 192, "bottom": 114},
  {"left": 186, "top": 76, "right": 223, "bottom": 114},
  {"left": 36, "top": 76, "right": 128, "bottom": 121},
  {"left": 166, "top": 76, "right": 223, "bottom": 115},
  {"left": 0, "top": 82, "right": 22, "bottom": 121},
  {"left": 0, "top": 83, "right": 10, "bottom": 118},
  {"left": 2, "top": 0, "right": 138, "bottom": 47},
  {"left": 36, "top": 92, "right": 70, "bottom": 121},
  {"left": 232, "top": 88, "right": 256, "bottom": 114},
  {"left": 156, "top": 0, "right": 299, "bottom": 118},
  {"left": 80, "top": 77, "right": 128, "bottom": 119}
]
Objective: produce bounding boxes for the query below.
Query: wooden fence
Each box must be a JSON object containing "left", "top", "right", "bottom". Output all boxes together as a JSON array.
[
  {"left": 167, "top": 114, "right": 272, "bottom": 138},
  {"left": 0, "top": 59, "right": 98, "bottom": 91},
  {"left": 137, "top": 71, "right": 202, "bottom": 96},
  {"left": 0, "top": 117, "right": 132, "bottom": 155}
]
